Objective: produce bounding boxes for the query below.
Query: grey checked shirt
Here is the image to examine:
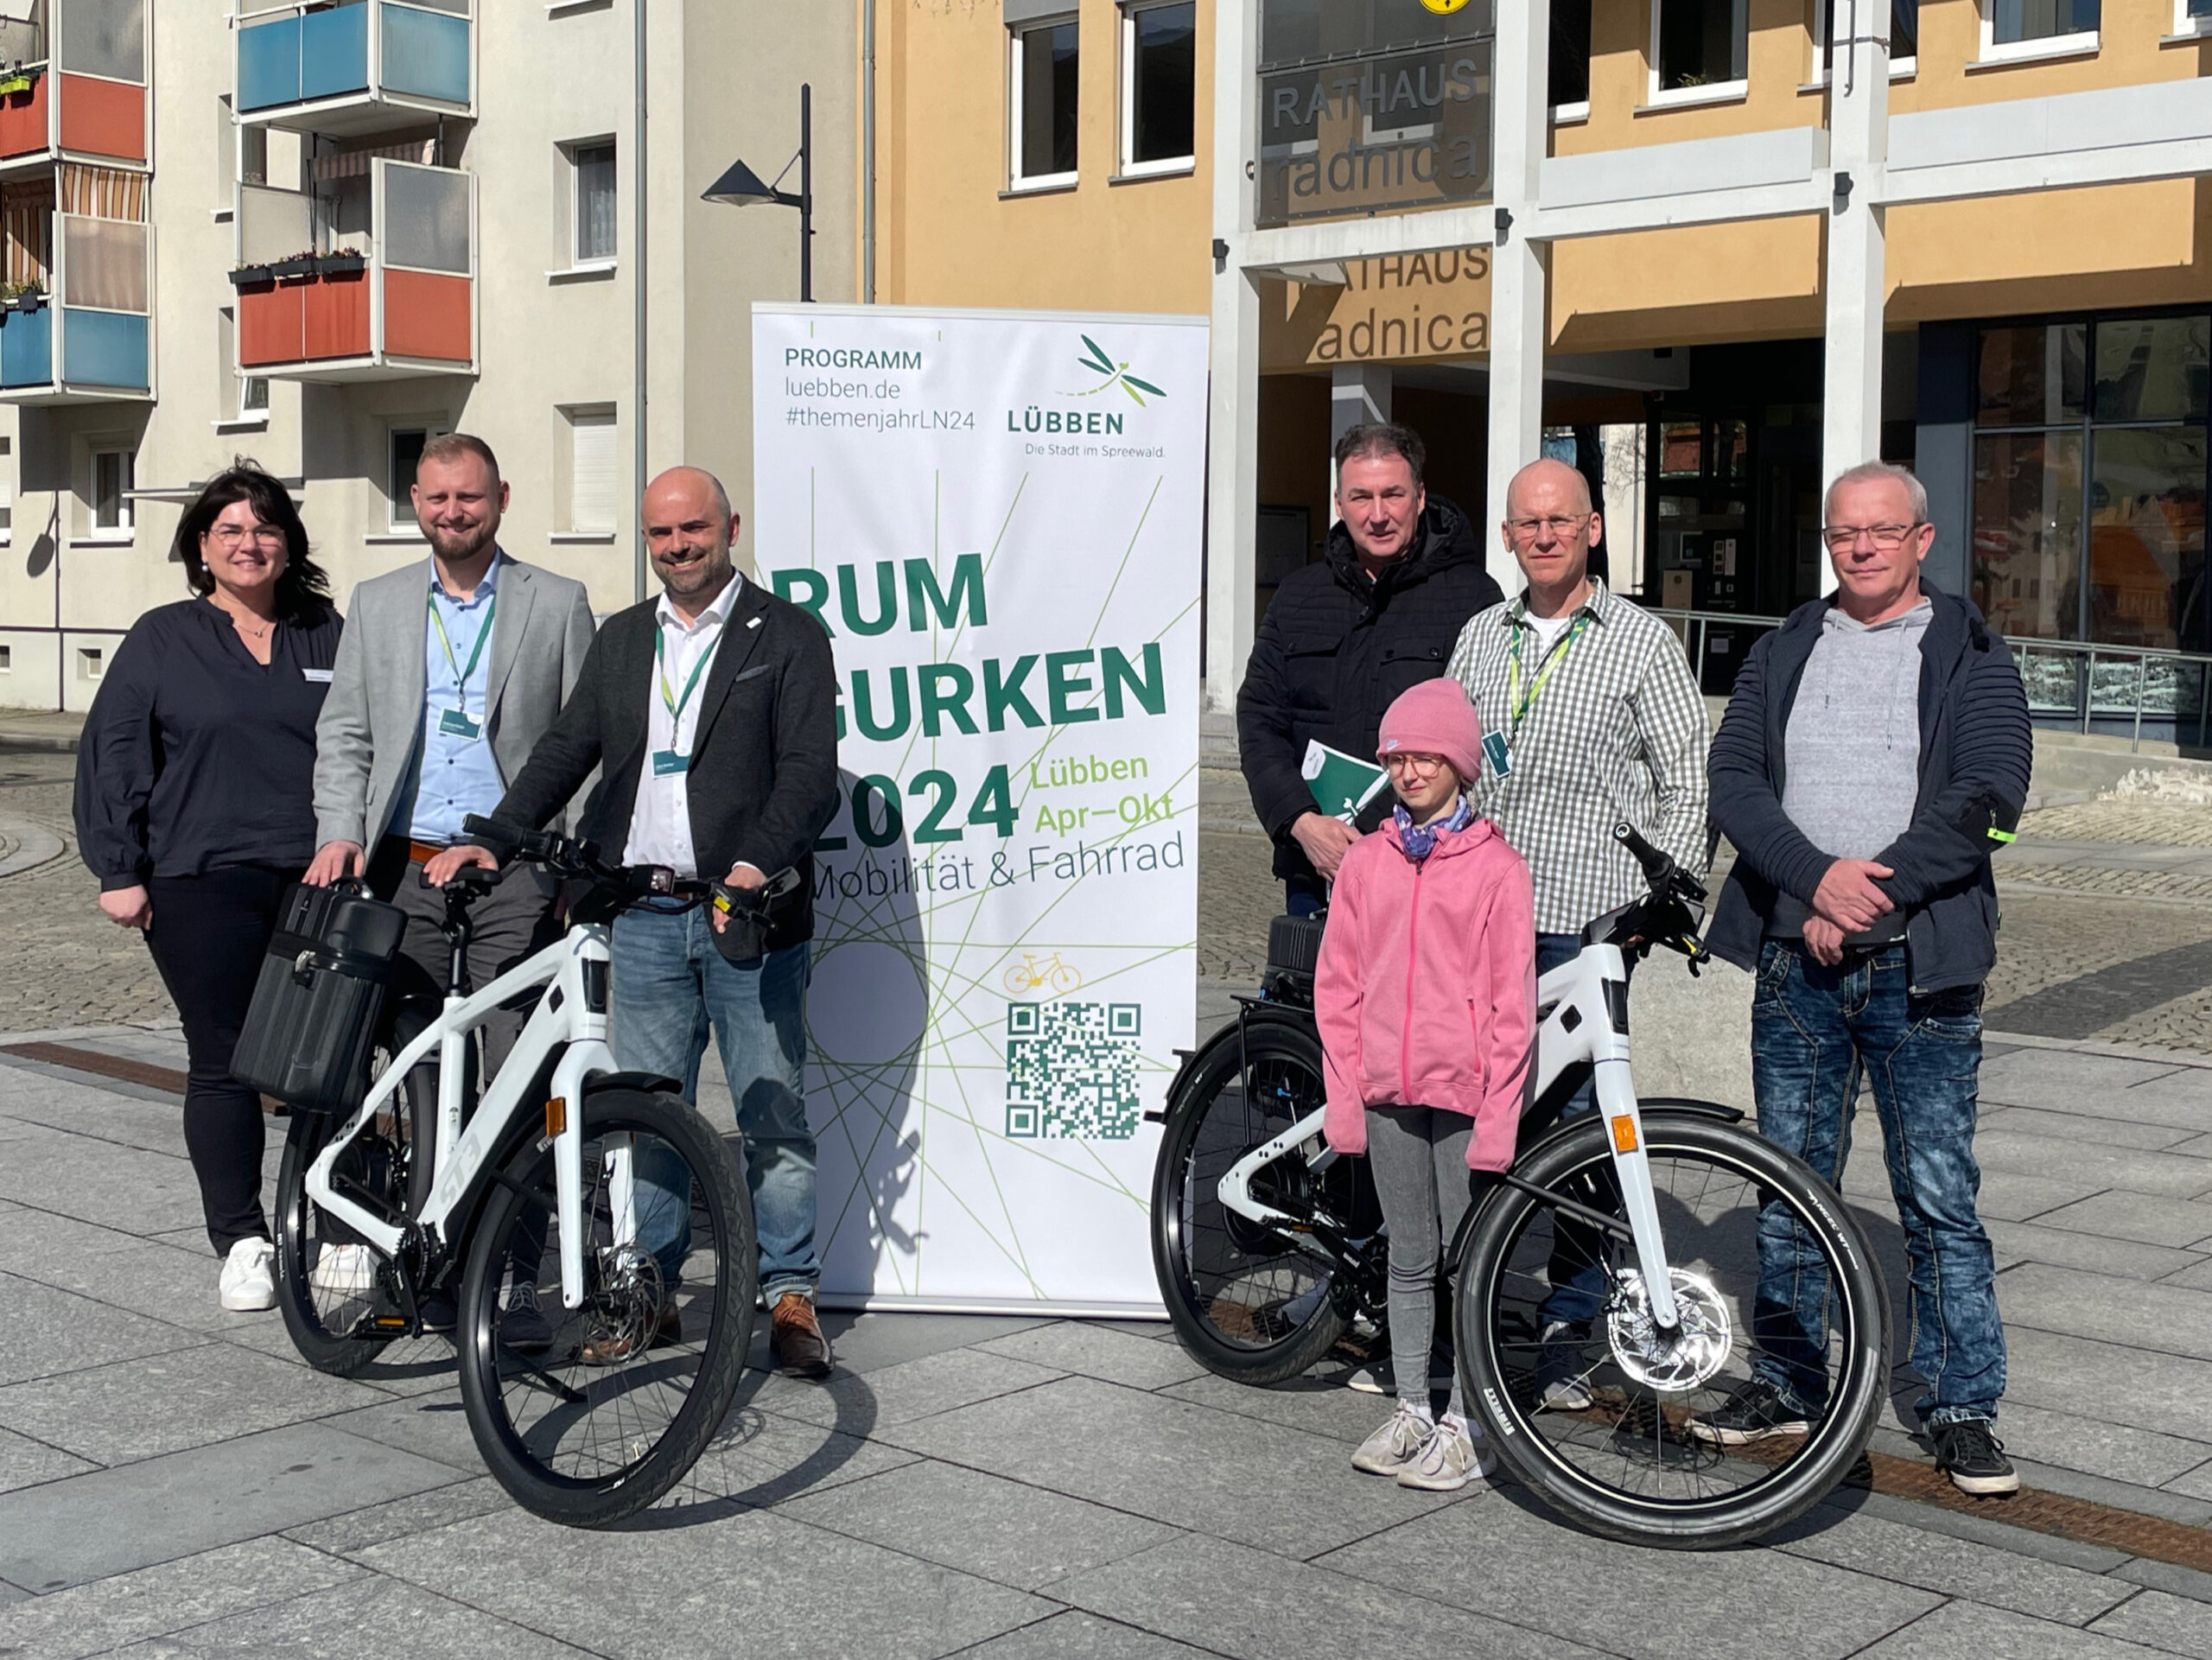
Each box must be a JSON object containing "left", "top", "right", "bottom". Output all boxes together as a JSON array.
[{"left": 1447, "top": 578, "right": 1710, "bottom": 934}]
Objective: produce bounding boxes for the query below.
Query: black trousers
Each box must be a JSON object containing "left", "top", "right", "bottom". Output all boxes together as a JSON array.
[{"left": 143, "top": 865, "right": 299, "bottom": 1256}]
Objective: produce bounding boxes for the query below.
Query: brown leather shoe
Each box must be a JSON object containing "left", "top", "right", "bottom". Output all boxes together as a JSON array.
[
  {"left": 578, "top": 1301, "right": 681, "bottom": 1367},
  {"left": 769, "top": 1291, "right": 832, "bottom": 1378}
]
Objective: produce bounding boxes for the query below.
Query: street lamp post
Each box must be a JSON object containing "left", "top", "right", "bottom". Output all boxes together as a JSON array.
[{"left": 702, "top": 81, "right": 813, "bottom": 302}]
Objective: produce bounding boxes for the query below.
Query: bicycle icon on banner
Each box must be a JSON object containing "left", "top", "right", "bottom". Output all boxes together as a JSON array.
[{"left": 1002, "top": 951, "right": 1082, "bottom": 996}]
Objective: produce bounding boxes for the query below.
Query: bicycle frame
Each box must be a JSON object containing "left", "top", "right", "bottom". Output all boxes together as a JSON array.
[
  {"left": 1213, "top": 938, "right": 1682, "bottom": 1326},
  {"left": 302, "top": 919, "right": 623, "bottom": 1314}
]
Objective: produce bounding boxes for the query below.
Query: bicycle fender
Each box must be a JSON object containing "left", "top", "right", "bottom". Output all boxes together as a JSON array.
[
  {"left": 584, "top": 1070, "right": 686, "bottom": 1099},
  {"left": 1143, "top": 1001, "right": 1312, "bottom": 1125}
]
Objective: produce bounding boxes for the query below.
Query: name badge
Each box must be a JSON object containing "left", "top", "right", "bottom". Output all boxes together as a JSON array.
[
  {"left": 1482, "top": 730, "right": 1513, "bottom": 779},
  {"left": 436, "top": 707, "right": 482, "bottom": 741},
  {"left": 302, "top": 667, "right": 334, "bottom": 684},
  {"left": 652, "top": 749, "right": 688, "bottom": 777}
]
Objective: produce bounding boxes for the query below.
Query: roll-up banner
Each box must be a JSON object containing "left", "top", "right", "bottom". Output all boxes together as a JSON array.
[{"left": 752, "top": 303, "right": 1208, "bottom": 1313}]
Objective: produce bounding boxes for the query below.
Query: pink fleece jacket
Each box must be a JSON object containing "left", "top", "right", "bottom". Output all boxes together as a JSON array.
[{"left": 1314, "top": 814, "right": 1537, "bottom": 1172}]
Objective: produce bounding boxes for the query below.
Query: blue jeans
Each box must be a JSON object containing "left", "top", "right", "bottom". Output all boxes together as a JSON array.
[
  {"left": 611, "top": 906, "right": 818, "bottom": 1301},
  {"left": 1750, "top": 940, "right": 2003, "bottom": 1427},
  {"left": 1285, "top": 875, "right": 1326, "bottom": 917},
  {"left": 1535, "top": 931, "right": 1625, "bottom": 1331}
]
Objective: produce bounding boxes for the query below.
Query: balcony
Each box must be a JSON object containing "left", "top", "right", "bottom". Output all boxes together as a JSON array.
[
  {"left": 235, "top": 0, "right": 472, "bottom": 137},
  {"left": 0, "top": 182, "right": 151, "bottom": 401},
  {"left": 0, "top": 1, "right": 151, "bottom": 176},
  {"left": 233, "top": 156, "right": 473, "bottom": 380}
]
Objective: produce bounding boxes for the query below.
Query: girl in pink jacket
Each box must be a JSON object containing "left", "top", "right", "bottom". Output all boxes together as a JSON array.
[{"left": 1315, "top": 676, "right": 1535, "bottom": 1492}]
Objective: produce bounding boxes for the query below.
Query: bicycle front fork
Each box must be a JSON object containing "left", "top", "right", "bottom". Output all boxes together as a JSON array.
[{"left": 1592, "top": 1057, "right": 1680, "bottom": 1328}]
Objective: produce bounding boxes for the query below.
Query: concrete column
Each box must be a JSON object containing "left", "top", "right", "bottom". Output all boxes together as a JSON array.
[
  {"left": 1205, "top": 269, "right": 1262, "bottom": 716},
  {"left": 1483, "top": 0, "right": 1550, "bottom": 599},
  {"left": 1327, "top": 363, "right": 1391, "bottom": 519},
  {"left": 1820, "top": 0, "right": 1892, "bottom": 595}
]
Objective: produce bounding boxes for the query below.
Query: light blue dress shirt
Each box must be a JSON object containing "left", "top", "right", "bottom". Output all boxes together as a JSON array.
[{"left": 397, "top": 551, "right": 507, "bottom": 843}]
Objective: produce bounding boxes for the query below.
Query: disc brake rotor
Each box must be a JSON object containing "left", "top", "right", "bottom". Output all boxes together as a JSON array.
[
  {"left": 1606, "top": 1268, "right": 1732, "bottom": 1392},
  {"left": 582, "top": 1243, "right": 666, "bottom": 1359}
]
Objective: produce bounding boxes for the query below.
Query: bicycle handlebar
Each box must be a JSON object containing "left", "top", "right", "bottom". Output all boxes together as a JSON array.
[
  {"left": 458, "top": 814, "right": 708, "bottom": 904},
  {"left": 1611, "top": 821, "right": 1707, "bottom": 905}
]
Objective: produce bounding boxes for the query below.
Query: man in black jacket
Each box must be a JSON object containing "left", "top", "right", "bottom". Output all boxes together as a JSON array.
[
  {"left": 1697, "top": 461, "right": 2031, "bottom": 1497},
  {"left": 431, "top": 467, "right": 841, "bottom": 1377},
  {"left": 1237, "top": 422, "right": 1504, "bottom": 911}
]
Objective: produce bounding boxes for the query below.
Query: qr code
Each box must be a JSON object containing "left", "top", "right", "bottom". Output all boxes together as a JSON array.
[{"left": 1005, "top": 1002, "right": 1142, "bottom": 1141}]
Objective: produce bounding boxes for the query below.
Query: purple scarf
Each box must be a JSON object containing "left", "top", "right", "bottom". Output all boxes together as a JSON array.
[{"left": 1394, "top": 795, "right": 1475, "bottom": 863}]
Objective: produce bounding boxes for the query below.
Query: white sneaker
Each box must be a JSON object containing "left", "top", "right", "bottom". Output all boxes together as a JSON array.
[
  {"left": 1535, "top": 1320, "right": 1595, "bottom": 1413},
  {"left": 1397, "top": 1412, "right": 1495, "bottom": 1492},
  {"left": 310, "top": 1243, "right": 377, "bottom": 1299},
  {"left": 1352, "top": 1400, "right": 1434, "bottom": 1476},
  {"left": 219, "top": 1237, "right": 276, "bottom": 1313}
]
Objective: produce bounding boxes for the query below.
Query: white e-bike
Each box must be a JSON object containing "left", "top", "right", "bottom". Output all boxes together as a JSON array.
[
  {"left": 270, "top": 820, "right": 755, "bottom": 1528},
  {"left": 1149, "top": 824, "right": 1891, "bottom": 1548}
]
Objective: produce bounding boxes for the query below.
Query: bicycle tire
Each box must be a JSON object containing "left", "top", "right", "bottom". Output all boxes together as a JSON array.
[
  {"left": 454, "top": 1086, "right": 755, "bottom": 1528},
  {"left": 271, "top": 1057, "right": 435, "bottom": 1377},
  {"left": 1456, "top": 1113, "right": 1890, "bottom": 1549},
  {"left": 1151, "top": 1017, "right": 1365, "bottom": 1385}
]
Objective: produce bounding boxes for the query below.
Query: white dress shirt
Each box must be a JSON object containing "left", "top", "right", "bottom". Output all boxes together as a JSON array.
[{"left": 622, "top": 573, "right": 744, "bottom": 875}]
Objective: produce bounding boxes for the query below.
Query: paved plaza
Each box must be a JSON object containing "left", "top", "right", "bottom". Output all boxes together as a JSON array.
[{"left": 8, "top": 744, "right": 2212, "bottom": 1655}]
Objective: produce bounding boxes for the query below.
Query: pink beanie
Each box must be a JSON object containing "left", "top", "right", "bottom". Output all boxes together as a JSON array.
[{"left": 1376, "top": 677, "right": 1484, "bottom": 785}]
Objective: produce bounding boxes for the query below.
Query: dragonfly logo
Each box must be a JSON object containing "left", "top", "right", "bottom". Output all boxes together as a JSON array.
[{"left": 1071, "top": 334, "right": 1166, "bottom": 407}]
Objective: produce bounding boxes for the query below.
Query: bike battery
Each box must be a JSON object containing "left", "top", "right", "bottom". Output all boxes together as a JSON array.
[{"left": 232, "top": 881, "right": 409, "bottom": 1117}]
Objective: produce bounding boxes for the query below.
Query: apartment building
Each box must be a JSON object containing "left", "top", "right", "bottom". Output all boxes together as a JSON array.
[{"left": 0, "top": 0, "right": 856, "bottom": 710}]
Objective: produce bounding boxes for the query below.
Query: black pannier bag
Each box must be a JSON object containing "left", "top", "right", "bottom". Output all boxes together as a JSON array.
[
  {"left": 1262, "top": 912, "right": 1325, "bottom": 1006},
  {"left": 232, "top": 881, "right": 409, "bottom": 1116}
]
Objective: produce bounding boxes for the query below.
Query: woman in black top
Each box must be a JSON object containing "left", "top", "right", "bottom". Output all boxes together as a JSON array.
[{"left": 75, "top": 466, "right": 341, "bottom": 1313}]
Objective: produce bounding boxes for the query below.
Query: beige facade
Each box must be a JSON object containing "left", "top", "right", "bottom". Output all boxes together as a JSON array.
[{"left": 0, "top": 0, "right": 856, "bottom": 710}]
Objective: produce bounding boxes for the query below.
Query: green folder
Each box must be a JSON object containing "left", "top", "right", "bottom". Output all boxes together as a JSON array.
[{"left": 1302, "top": 740, "right": 1390, "bottom": 824}]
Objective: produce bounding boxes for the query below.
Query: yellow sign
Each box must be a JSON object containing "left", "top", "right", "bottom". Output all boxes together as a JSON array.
[{"left": 1419, "top": 0, "right": 1477, "bottom": 12}]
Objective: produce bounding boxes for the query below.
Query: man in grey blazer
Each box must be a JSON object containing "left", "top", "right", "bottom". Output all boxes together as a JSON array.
[{"left": 307, "top": 432, "right": 594, "bottom": 1339}]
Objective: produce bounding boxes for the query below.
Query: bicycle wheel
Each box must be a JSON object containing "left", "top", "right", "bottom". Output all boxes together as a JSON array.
[
  {"left": 1151, "top": 1017, "right": 1374, "bottom": 1385},
  {"left": 272, "top": 1054, "right": 435, "bottom": 1377},
  {"left": 1456, "top": 1112, "right": 1890, "bottom": 1549},
  {"left": 454, "top": 1086, "right": 755, "bottom": 1528}
]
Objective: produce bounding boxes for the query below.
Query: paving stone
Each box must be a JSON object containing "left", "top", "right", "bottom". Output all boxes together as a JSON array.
[
  {"left": 0, "top": 1421, "right": 98, "bottom": 1496},
  {"left": 1054, "top": 1535, "right": 1611, "bottom": 1660},
  {"left": 6, "top": 1233, "right": 254, "bottom": 1339},
  {"left": 958, "top": 1612, "right": 1218, "bottom": 1659},
  {"left": 1945, "top": 1169, "right": 2106, "bottom": 1224},
  {"left": 1977, "top": 1050, "right": 2189, "bottom": 1114},
  {"left": 0, "top": 1338, "right": 391, "bottom": 1466},
  {"left": 0, "top": 1137, "right": 207, "bottom": 1235},
  {"left": 780, "top": 1309, "right": 1052, "bottom": 1376},
  {"left": 1, "top": 1088, "right": 191, "bottom": 1160},
  {"left": 1994, "top": 1327, "right": 2212, "bottom": 1456},
  {"left": 279, "top": 1476, "right": 512, "bottom": 1555},
  {"left": 690, "top": 1404, "right": 924, "bottom": 1509},
  {"left": 1998, "top": 1263, "right": 2212, "bottom": 1364},
  {"left": 0, "top": 1200, "right": 159, "bottom": 1270},
  {"left": 1983, "top": 1217, "right": 2205, "bottom": 1282},
  {"left": 761, "top": 1342, "right": 1067, "bottom": 1431},
  {"left": 1772, "top": 1506, "right": 2133, "bottom": 1625},
  {"left": 2115, "top": 1066, "right": 2212, "bottom": 1125},
  {"left": 318, "top": 1393, "right": 485, "bottom": 1477},
  {"left": 1157, "top": 1371, "right": 1390, "bottom": 1444},
  {"left": 2162, "top": 1460, "right": 2212, "bottom": 1502},
  {"left": 360, "top": 1498, "right": 1057, "bottom": 1660},
  {"left": 2091, "top": 1590, "right": 2212, "bottom": 1658},
  {"left": 1318, "top": 1497, "right": 1939, "bottom": 1660},
  {"left": 1986, "top": 1397, "right": 2212, "bottom": 1490},
  {"left": 976, "top": 1322, "right": 1211, "bottom": 1391},
  {"left": 124, "top": 1574, "right": 598, "bottom": 1658},
  {"left": 779, "top": 1459, "right": 1180, "bottom": 1589},
  {"left": 0, "top": 1271, "right": 200, "bottom": 1388},
  {"left": 1979, "top": 1106, "right": 2203, "bottom": 1151},
  {"left": 1824, "top": 1487, "right": 2129, "bottom": 1574},
  {"left": 882, "top": 1375, "right": 1472, "bottom": 1559},
  {"left": 2032, "top": 1191, "right": 2212, "bottom": 1249},
  {"left": 0, "top": 1421, "right": 464, "bottom": 1591},
  {"left": 0, "top": 1537, "right": 365, "bottom": 1660},
  {"left": 1854, "top": 1600, "right": 2172, "bottom": 1657},
  {"left": 1971, "top": 1131, "right": 2212, "bottom": 1200},
  {"left": 2114, "top": 1560, "right": 2212, "bottom": 1606}
]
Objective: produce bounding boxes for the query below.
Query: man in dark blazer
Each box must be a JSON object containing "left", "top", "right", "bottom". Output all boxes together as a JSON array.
[{"left": 431, "top": 466, "right": 840, "bottom": 1376}]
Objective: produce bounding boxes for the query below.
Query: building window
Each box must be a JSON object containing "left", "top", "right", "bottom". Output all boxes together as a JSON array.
[
  {"left": 1011, "top": 15, "right": 1079, "bottom": 188},
  {"left": 562, "top": 405, "right": 618, "bottom": 534},
  {"left": 217, "top": 308, "right": 270, "bottom": 424},
  {"left": 1981, "top": 0, "right": 2098, "bottom": 59},
  {"left": 1971, "top": 315, "right": 2210, "bottom": 720},
  {"left": 1552, "top": 0, "right": 1592, "bottom": 117},
  {"left": 1652, "top": 0, "right": 1748, "bottom": 99},
  {"left": 0, "top": 436, "right": 13, "bottom": 545},
  {"left": 91, "top": 448, "right": 133, "bottom": 535},
  {"left": 389, "top": 425, "right": 451, "bottom": 532},
  {"left": 1120, "top": 3, "right": 1194, "bottom": 175},
  {"left": 243, "top": 372, "right": 270, "bottom": 417},
  {"left": 2185, "top": 0, "right": 2212, "bottom": 35},
  {"left": 567, "top": 139, "right": 617, "bottom": 266},
  {"left": 0, "top": 645, "right": 11, "bottom": 672},
  {"left": 1815, "top": 1, "right": 1919, "bottom": 79}
]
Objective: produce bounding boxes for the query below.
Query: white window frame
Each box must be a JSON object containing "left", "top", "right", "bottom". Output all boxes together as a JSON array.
[
  {"left": 77, "top": 646, "right": 103, "bottom": 682},
  {"left": 1647, "top": 0, "right": 1750, "bottom": 109},
  {"left": 1117, "top": 0, "right": 1195, "bottom": 178},
  {"left": 86, "top": 447, "right": 134, "bottom": 543},
  {"left": 1009, "top": 14, "right": 1080, "bottom": 193},
  {"left": 0, "top": 645, "right": 12, "bottom": 672},
  {"left": 557, "top": 404, "right": 619, "bottom": 537},
  {"left": 0, "top": 435, "right": 13, "bottom": 549},
  {"left": 1805, "top": 1, "right": 1916, "bottom": 85},
  {"left": 563, "top": 136, "right": 618, "bottom": 271},
  {"left": 2171, "top": 0, "right": 2212, "bottom": 38},
  {"left": 1978, "top": 0, "right": 2100, "bottom": 65},
  {"left": 386, "top": 423, "right": 453, "bottom": 536},
  {"left": 215, "top": 308, "right": 270, "bottom": 430}
]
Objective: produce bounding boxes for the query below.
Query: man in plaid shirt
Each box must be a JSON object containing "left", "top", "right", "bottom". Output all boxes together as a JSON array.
[{"left": 1448, "top": 456, "right": 1708, "bottom": 1403}]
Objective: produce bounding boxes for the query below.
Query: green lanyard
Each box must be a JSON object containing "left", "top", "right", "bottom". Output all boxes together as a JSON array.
[
  {"left": 428, "top": 588, "right": 495, "bottom": 712},
  {"left": 656, "top": 620, "right": 715, "bottom": 728},
  {"left": 1505, "top": 611, "right": 1590, "bottom": 739}
]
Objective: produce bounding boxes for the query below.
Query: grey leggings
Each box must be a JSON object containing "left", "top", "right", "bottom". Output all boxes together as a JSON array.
[{"left": 1367, "top": 1104, "right": 1474, "bottom": 1416}]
